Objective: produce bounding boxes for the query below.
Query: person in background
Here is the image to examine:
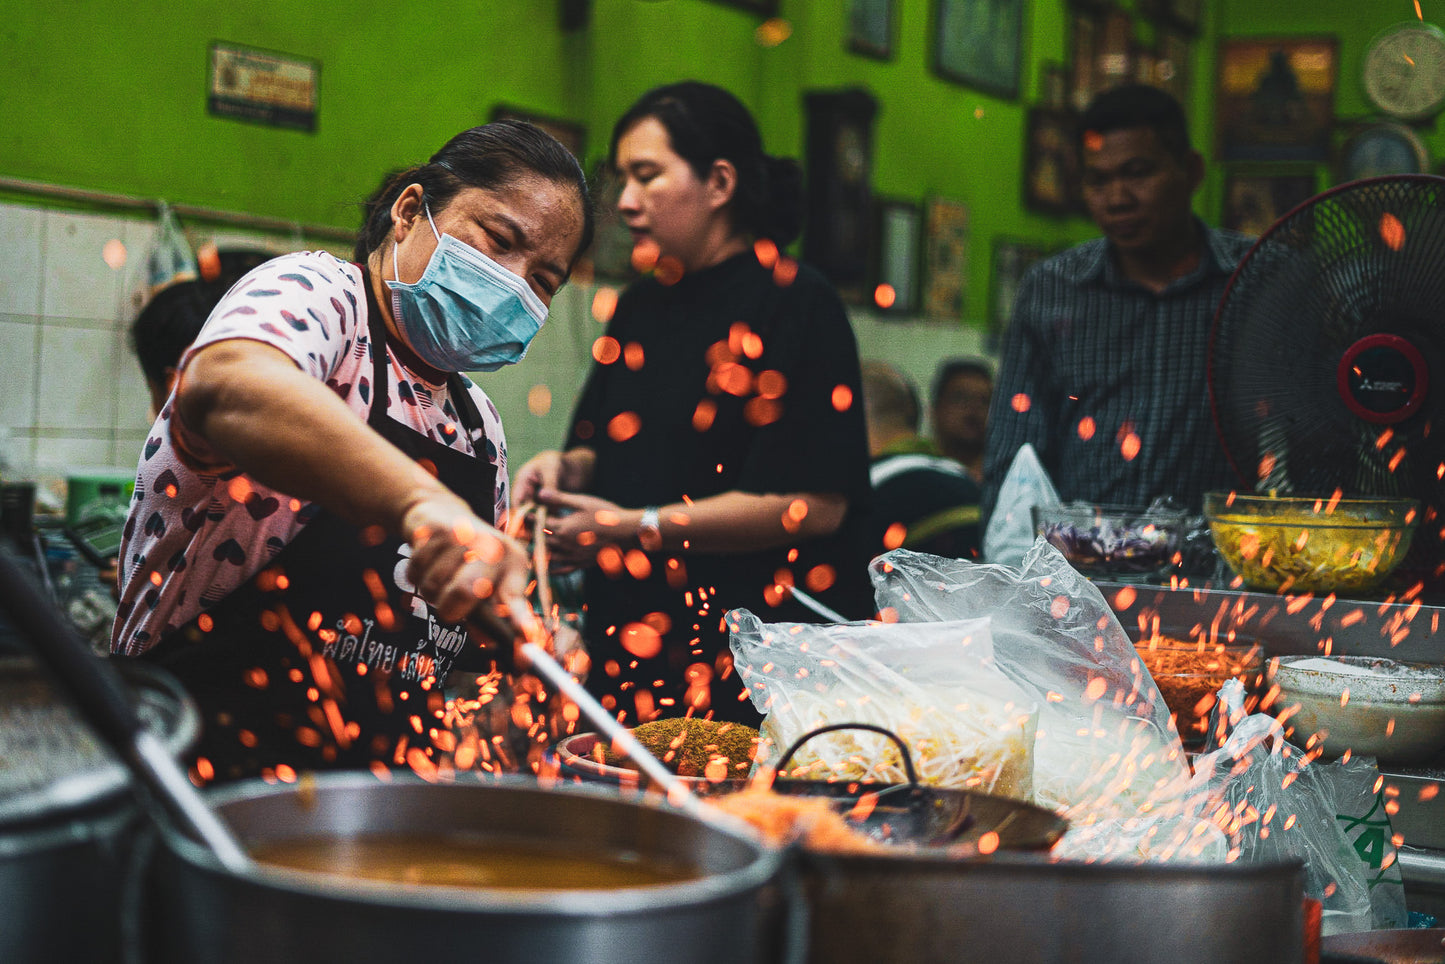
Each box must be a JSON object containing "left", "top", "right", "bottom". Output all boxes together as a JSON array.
[
  {"left": 930, "top": 357, "right": 993, "bottom": 483},
  {"left": 862, "top": 360, "right": 982, "bottom": 560},
  {"left": 130, "top": 248, "right": 273, "bottom": 417},
  {"left": 112, "top": 121, "right": 593, "bottom": 782},
  {"left": 981, "top": 84, "right": 1248, "bottom": 527},
  {"left": 515, "top": 81, "right": 873, "bottom": 728}
]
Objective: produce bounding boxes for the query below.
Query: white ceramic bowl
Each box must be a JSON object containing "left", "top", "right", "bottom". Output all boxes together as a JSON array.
[{"left": 1269, "top": 655, "right": 1445, "bottom": 763}]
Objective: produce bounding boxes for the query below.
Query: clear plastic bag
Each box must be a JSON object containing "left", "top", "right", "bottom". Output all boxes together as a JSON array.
[
  {"left": 1186, "top": 707, "right": 1376, "bottom": 935},
  {"left": 146, "top": 201, "right": 198, "bottom": 294},
  {"left": 982, "top": 443, "right": 1060, "bottom": 566},
  {"left": 728, "top": 609, "right": 1038, "bottom": 801},
  {"left": 868, "top": 541, "right": 1192, "bottom": 825}
]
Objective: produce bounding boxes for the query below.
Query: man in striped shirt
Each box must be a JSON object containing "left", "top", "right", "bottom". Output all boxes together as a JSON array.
[{"left": 981, "top": 84, "right": 1252, "bottom": 528}]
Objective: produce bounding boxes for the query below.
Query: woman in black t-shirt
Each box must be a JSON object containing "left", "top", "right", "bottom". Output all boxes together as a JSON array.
[{"left": 515, "top": 82, "right": 872, "bottom": 727}]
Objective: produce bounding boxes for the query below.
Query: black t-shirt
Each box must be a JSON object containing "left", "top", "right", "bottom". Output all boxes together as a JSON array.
[{"left": 567, "top": 251, "right": 873, "bottom": 724}]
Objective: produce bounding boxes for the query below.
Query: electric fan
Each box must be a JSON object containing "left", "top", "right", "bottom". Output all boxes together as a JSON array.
[{"left": 1209, "top": 174, "right": 1445, "bottom": 589}]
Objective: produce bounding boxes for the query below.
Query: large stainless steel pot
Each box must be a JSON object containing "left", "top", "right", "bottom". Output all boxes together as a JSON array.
[
  {"left": 144, "top": 772, "right": 788, "bottom": 964},
  {"left": 790, "top": 849, "right": 1307, "bottom": 964},
  {"left": 0, "top": 656, "right": 199, "bottom": 964}
]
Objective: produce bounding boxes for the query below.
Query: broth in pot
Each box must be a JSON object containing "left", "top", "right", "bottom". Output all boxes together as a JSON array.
[{"left": 250, "top": 834, "right": 702, "bottom": 891}]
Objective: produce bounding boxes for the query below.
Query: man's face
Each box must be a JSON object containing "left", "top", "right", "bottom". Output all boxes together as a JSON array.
[
  {"left": 1080, "top": 127, "right": 1202, "bottom": 255},
  {"left": 933, "top": 372, "right": 992, "bottom": 447}
]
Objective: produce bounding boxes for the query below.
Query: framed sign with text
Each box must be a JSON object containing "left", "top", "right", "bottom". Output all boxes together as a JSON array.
[{"left": 208, "top": 42, "right": 318, "bottom": 133}]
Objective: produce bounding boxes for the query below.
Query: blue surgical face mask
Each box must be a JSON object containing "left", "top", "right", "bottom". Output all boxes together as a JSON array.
[{"left": 386, "top": 204, "right": 549, "bottom": 373}]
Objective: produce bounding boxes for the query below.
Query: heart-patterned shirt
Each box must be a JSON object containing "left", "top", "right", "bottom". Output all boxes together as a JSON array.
[{"left": 111, "top": 250, "right": 509, "bottom": 656}]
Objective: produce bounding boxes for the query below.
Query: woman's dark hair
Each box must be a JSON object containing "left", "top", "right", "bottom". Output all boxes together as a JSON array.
[
  {"left": 609, "top": 81, "right": 803, "bottom": 246},
  {"left": 354, "top": 120, "right": 594, "bottom": 264}
]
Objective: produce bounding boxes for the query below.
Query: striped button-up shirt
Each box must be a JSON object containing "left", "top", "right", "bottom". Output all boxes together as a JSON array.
[{"left": 981, "top": 226, "right": 1254, "bottom": 525}]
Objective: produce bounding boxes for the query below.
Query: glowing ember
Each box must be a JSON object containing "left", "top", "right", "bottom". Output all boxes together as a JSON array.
[
  {"left": 1077, "top": 416, "right": 1096, "bottom": 440},
  {"left": 1010, "top": 392, "right": 1031, "bottom": 413},
  {"left": 526, "top": 384, "right": 552, "bottom": 416},
  {"left": 1120, "top": 432, "right": 1141, "bottom": 461},
  {"left": 592, "top": 336, "right": 621, "bottom": 365},
  {"left": 1380, "top": 213, "right": 1406, "bottom": 251},
  {"left": 620, "top": 622, "right": 664, "bottom": 659},
  {"left": 607, "top": 411, "right": 641, "bottom": 442},
  {"left": 591, "top": 286, "right": 618, "bottom": 322},
  {"left": 756, "top": 17, "right": 792, "bottom": 46},
  {"left": 831, "top": 384, "right": 854, "bottom": 411},
  {"left": 102, "top": 238, "right": 127, "bottom": 270},
  {"left": 874, "top": 283, "right": 897, "bottom": 309}
]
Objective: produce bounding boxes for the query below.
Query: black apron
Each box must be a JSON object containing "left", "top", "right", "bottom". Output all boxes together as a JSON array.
[{"left": 143, "top": 269, "right": 497, "bottom": 783}]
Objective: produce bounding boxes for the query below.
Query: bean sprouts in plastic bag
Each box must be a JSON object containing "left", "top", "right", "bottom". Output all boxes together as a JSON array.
[
  {"left": 728, "top": 609, "right": 1038, "bottom": 802},
  {"left": 868, "top": 541, "right": 1216, "bottom": 861}
]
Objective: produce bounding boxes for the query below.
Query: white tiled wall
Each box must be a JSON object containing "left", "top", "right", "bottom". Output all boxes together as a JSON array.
[
  {"left": 0, "top": 200, "right": 332, "bottom": 492},
  {"left": 0, "top": 199, "right": 994, "bottom": 494}
]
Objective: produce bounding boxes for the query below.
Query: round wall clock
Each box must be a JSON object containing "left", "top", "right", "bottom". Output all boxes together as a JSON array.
[
  {"left": 1363, "top": 21, "right": 1445, "bottom": 121},
  {"left": 1338, "top": 121, "right": 1430, "bottom": 183}
]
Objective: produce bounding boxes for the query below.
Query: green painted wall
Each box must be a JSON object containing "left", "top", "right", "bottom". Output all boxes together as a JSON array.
[{"left": 2, "top": 0, "right": 1238, "bottom": 327}]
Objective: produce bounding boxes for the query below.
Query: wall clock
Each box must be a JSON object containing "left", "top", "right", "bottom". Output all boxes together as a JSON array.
[
  {"left": 1363, "top": 21, "right": 1445, "bottom": 121},
  {"left": 1338, "top": 121, "right": 1430, "bottom": 183}
]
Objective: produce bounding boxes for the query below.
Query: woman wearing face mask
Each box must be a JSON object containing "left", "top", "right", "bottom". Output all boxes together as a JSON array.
[
  {"left": 112, "top": 121, "right": 592, "bottom": 783},
  {"left": 515, "top": 82, "right": 872, "bottom": 728}
]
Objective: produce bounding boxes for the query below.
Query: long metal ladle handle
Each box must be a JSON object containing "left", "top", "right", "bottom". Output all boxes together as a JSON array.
[{"left": 0, "top": 550, "right": 251, "bottom": 873}]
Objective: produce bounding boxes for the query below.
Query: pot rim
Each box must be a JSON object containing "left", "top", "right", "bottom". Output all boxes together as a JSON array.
[{"left": 159, "top": 771, "right": 784, "bottom": 915}]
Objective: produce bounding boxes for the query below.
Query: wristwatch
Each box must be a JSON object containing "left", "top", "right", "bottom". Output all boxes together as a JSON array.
[{"left": 638, "top": 506, "right": 662, "bottom": 552}]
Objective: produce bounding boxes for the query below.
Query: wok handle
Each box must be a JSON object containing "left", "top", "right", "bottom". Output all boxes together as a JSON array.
[{"left": 773, "top": 722, "right": 921, "bottom": 789}]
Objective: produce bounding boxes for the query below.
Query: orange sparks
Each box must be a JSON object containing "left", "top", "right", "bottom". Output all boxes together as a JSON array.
[
  {"left": 630, "top": 237, "right": 660, "bottom": 273},
  {"left": 883, "top": 522, "right": 907, "bottom": 550},
  {"left": 758, "top": 370, "right": 788, "bottom": 399},
  {"left": 693, "top": 399, "right": 717, "bottom": 432},
  {"left": 977, "top": 831, "right": 1000, "bottom": 855},
  {"left": 591, "top": 286, "right": 618, "bottom": 323},
  {"left": 874, "top": 284, "right": 897, "bottom": 309},
  {"left": 592, "top": 335, "right": 621, "bottom": 365},
  {"left": 620, "top": 622, "right": 664, "bottom": 659},
  {"left": 1077, "top": 416, "right": 1096, "bottom": 440},
  {"left": 1010, "top": 392, "right": 1031, "bottom": 413},
  {"left": 772, "top": 257, "right": 799, "bottom": 286},
  {"left": 1389, "top": 447, "right": 1407, "bottom": 472},
  {"left": 753, "top": 238, "right": 779, "bottom": 269},
  {"left": 1416, "top": 0, "right": 1424, "bottom": 19},
  {"left": 1083, "top": 677, "right": 1108, "bottom": 701},
  {"left": 527, "top": 383, "right": 552, "bottom": 417},
  {"left": 1083, "top": 129, "right": 1104, "bottom": 152},
  {"left": 831, "top": 384, "right": 854, "bottom": 411},
  {"left": 755, "top": 16, "right": 792, "bottom": 46},
  {"left": 1380, "top": 212, "right": 1406, "bottom": 251},
  {"left": 1050, "top": 595, "right": 1070, "bottom": 619},
  {"left": 608, "top": 411, "right": 641, "bottom": 442},
  {"left": 1120, "top": 432, "right": 1141, "bottom": 461},
  {"left": 624, "top": 341, "right": 646, "bottom": 370}
]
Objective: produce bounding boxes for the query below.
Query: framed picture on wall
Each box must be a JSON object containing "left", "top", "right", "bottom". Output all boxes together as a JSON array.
[
  {"left": 871, "top": 198, "right": 922, "bottom": 314},
  {"left": 1069, "top": 11, "right": 1101, "bottom": 111},
  {"left": 848, "top": 0, "right": 895, "bottom": 59},
  {"left": 922, "top": 197, "right": 970, "bottom": 321},
  {"left": 932, "top": 0, "right": 1024, "bottom": 99},
  {"left": 1222, "top": 171, "right": 1319, "bottom": 237},
  {"left": 990, "top": 238, "right": 1051, "bottom": 345},
  {"left": 1023, "top": 108, "right": 1082, "bottom": 217},
  {"left": 1216, "top": 37, "right": 1339, "bottom": 162},
  {"left": 1155, "top": 29, "right": 1193, "bottom": 104},
  {"left": 490, "top": 105, "right": 587, "bottom": 161}
]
